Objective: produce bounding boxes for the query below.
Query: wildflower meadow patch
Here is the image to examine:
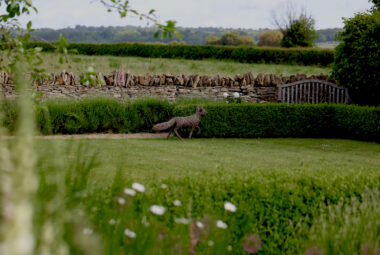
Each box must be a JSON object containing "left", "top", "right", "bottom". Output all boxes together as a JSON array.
[{"left": 33, "top": 138, "right": 380, "bottom": 254}]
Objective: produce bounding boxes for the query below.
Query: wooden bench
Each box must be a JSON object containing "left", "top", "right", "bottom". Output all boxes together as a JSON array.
[{"left": 277, "top": 79, "right": 350, "bottom": 104}]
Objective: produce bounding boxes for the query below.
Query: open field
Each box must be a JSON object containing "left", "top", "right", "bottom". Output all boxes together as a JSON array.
[
  {"left": 315, "top": 42, "right": 339, "bottom": 49},
  {"left": 17, "top": 52, "right": 331, "bottom": 76},
  {"left": 34, "top": 137, "right": 380, "bottom": 254}
]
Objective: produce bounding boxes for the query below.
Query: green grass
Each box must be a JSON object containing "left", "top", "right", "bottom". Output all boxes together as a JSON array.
[
  {"left": 36, "top": 138, "right": 380, "bottom": 184},
  {"left": 315, "top": 42, "right": 339, "bottom": 49},
  {"left": 25, "top": 52, "right": 331, "bottom": 76},
  {"left": 34, "top": 138, "right": 380, "bottom": 254}
]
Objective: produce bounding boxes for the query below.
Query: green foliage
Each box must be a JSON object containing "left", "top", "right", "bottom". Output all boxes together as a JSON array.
[
  {"left": 3, "top": 99, "right": 379, "bottom": 142},
  {"left": 332, "top": 10, "right": 380, "bottom": 105},
  {"left": 281, "top": 15, "right": 317, "bottom": 47},
  {"left": 239, "top": 36, "right": 255, "bottom": 46},
  {"left": 29, "top": 26, "right": 342, "bottom": 46},
  {"left": 0, "top": 0, "right": 37, "bottom": 23},
  {"left": 35, "top": 138, "right": 380, "bottom": 254},
  {"left": 35, "top": 97, "right": 173, "bottom": 134},
  {"left": 23, "top": 41, "right": 335, "bottom": 66},
  {"left": 205, "top": 32, "right": 255, "bottom": 46},
  {"left": 220, "top": 32, "right": 244, "bottom": 46},
  {"left": 307, "top": 188, "right": 380, "bottom": 255},
  {"left": 84, "top": 169, "right": 379, "bottom": 254},
  {"left": 205, "top": 35, "right": 220, "bottom": 45}
]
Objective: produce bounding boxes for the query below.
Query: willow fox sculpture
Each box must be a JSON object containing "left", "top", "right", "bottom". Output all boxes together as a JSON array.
[{"left": 152, "top": 106, "right": 208, "bottom": 140}]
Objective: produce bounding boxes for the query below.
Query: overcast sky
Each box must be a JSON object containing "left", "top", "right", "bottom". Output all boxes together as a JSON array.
[{"left": 16, "top": 0, "right": 373, "bottom": 30}]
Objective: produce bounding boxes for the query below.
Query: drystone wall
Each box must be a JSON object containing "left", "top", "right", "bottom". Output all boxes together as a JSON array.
[{"left": 0, "top": 70, "right": 333, "bottom": 102}]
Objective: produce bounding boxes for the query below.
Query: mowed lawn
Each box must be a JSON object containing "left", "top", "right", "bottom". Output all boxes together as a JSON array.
[{"left": 36, "top": 138, "right": 380, "bottom": 184}]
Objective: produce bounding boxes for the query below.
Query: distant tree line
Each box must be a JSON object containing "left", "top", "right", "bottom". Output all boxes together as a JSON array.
[{"left": 30, "top": 25, "right": 341, "bottom": 46}]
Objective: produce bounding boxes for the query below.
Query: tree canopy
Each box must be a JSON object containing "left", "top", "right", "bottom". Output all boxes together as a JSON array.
[{"left": 332, "top": 4, "right": 380, "bottom": 105}]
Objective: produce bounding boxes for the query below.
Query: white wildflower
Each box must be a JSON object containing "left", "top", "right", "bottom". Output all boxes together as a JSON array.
[
  {"left": 223, "top": 92, "right": 229, "bottom": 98},
  {"left": 196, "top": 221, "right": 204, "bottom": 229},
  {"left": 83, "top": 228, "right": 93, "bottom": 235},
  {"left": 123, "top": 188, "right": 136, "bottom": 196},
  {"left": 124, "top": 228, "right": 136, "bottom": 238},
  {"left": 117, "top": 197, "right": 125, "bottom": 205},
  {"left": 174, "top": 217, "right": 191, "bottom": 225},
  {"left": 150, "top": 205, "right": 166, "bottom": 215},
  {"left": 233, "top": 92, "right": 240, "bottom": 98},
  {"left": 208, "top": 240, "right": 214, "bottom": 247},
  {"left": 109, "top": 219, "right": 116, "bottom": 225},
  {"left": 132, "top": 182, "right": 145, "bottom": 193},
  {"left": 161, "top": 184, "right": 168, "bottom": 189},
  {"left": 173, "top": 200, "right": 182, "bottom": 207},
  {"left": 216, "top": 220, "right": 228, "bottom": 229},
  {"left": 227, "top": 245, "right": 233, "bottom": 251},
  {"left": 224, "top": 202, "right": 237, "bottom": 212}
]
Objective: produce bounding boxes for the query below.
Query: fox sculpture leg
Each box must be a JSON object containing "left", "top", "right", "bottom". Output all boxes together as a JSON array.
[
  {"left": 189, "top": 126, "right": 195, "bottom": 139},
  {"left": 167, "top": 125, "right": 175, "bottom": 139},
  {"left": 174, "top": 128, "right": 183, "bottom": 140}
]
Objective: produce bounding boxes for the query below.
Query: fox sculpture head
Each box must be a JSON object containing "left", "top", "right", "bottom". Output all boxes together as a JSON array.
[{"left": 196, "top": 106, "right": 208, "bottom": 116}]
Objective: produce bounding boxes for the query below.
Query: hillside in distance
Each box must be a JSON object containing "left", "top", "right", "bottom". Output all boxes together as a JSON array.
[{"left": 31, "top": 25, "right": 341, "bottom": 45}]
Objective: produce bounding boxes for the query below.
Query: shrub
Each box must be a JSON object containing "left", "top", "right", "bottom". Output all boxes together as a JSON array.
[
  {"left": 205, "top": 32, "right": 255, "bottom": 47},
  {"left": 219, "top": 32, "right": 242, "bottom": 46},
  {"left": 205, "top": 35, "right": 220, "bottom": 45},
  {"left": 332, "top": 10, "right": 380, "bottom": 105},
  {"left": 22, "top": 41, "right": 334, "bottom": 66},
  {"left": 239, "top": 36, "right": 255, "bottom": 46},
  {"left": 281, "top": 15, "right": 317, "bottom": 47},
  {"left": 258, "top": 30, "right": 283, "bottom": 47}
]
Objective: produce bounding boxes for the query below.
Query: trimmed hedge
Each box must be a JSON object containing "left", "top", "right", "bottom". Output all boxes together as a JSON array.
[
  {"left": 175, "top": 104, "right": 380, "bottom": 142},
  {"left": 1, "top": 98, "right": 173, "bottom": 135},
  {"left": 36, "top": 98, "right": 174, "bottom": 134},
  {"left": 24, "top": 42, "right": 334, "bottom": 66},
  {"left": 2, "top": 98, "right": 379, "bottom": 141}
]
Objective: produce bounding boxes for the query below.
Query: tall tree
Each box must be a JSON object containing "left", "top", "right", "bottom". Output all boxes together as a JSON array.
[
  {"left": 332, "top": 1, "right": 380, "bottom": 105},
  {"left": 272, "top": 1, "right": 317, "bottom": 47}
]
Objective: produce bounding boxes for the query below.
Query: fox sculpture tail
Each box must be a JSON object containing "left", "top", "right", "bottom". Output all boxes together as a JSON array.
[{"left": 152, "top": 118, "right": 176, "bottom": 131}]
